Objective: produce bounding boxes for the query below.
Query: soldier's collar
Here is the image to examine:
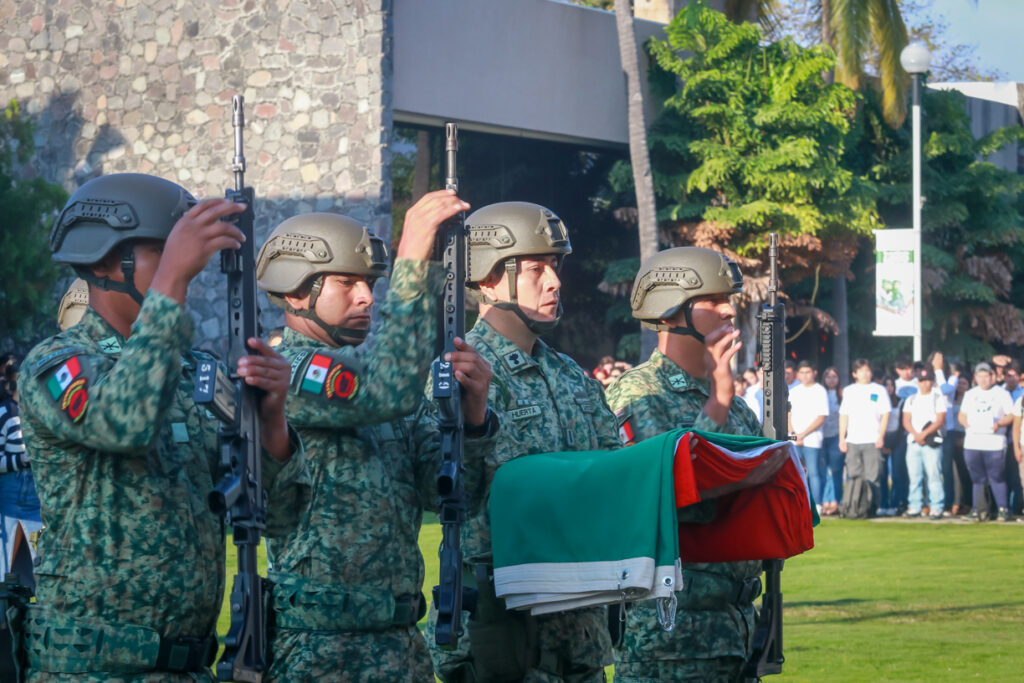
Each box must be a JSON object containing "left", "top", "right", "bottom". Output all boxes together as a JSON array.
[
  {"left": 473, "top": 318, "right": 544, "bottom": 375},
  {"left": 282, "top": 326, "right": 334, "bottom": 349},
  {"left": 78, "top": 308, "right": 125, "bottom": 355},
  {"left": 653, "top": 350, "right": 708, "bottom": 394}
]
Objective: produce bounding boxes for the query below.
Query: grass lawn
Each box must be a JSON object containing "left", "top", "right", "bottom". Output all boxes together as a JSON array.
[{"left": 224, "top": 516, "right": 1023, "bottom": 681}]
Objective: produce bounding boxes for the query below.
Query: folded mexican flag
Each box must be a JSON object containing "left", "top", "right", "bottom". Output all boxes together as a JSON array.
[{"left": 489, "top": 429, "right": 816, "bottom": 615}]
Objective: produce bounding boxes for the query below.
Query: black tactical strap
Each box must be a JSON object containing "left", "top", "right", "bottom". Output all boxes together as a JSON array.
[{"left": 154, "top": 634, "right": 217, "bottom": 673}]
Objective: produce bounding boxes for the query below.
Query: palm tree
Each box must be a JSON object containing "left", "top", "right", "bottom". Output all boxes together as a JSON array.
[{"left": 614, "top": 0, "right": 660, "bottom": 361}]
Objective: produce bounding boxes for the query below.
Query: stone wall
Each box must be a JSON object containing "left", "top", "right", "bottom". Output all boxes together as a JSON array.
[{"left": 0, "top": 0, "right": 394, "bottom": 353}]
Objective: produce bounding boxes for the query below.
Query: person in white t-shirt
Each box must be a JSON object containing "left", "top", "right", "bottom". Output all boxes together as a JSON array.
[
  {"left": 901, "top": 367, "right": 947, "bottom": 518},
  {"left": 789, "top": 361, "right": 829, "bottom": 509},
  {"left": 959, "top": 362, "right": 1015, "bottom": 521},
  {"left": 839, "top": 358, "right": 890, "bottom": 513}
]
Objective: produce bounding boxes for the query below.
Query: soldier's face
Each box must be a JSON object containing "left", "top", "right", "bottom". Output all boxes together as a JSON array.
[
  {"left": 485, "top": 256, "right": 562, "bottom": 321},
  {"left": 312, "top": 274, "right": 375, "bottom": 335},
  {"left": 688, "top": 294, "right": 735, "bottom": 336}
]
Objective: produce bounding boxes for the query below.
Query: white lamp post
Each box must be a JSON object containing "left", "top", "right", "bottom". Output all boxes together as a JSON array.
[{"left": 900, "top": 41, "right": 931, "bottom": 362}]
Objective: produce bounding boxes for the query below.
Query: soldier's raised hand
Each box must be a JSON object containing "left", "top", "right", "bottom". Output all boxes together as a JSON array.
[
  {"left": 702, "top": 323, "right": 741, "bottom": 424},
  {"left": 396, "top": 189, "right": 470, "bottom": 261},
  {"left": 152, "top": 198, "right": 246, "bottom": 304}
]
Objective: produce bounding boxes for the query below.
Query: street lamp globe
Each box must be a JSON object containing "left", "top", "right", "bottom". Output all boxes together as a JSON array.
[{"left": 900, "top": 42, "right": 931, "bottom": 75}]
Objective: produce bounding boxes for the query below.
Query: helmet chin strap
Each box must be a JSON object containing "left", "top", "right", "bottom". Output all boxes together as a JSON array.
[
  {"left": 74, "top": 244, "right": 147, "bottom": 305},
  {"left": 665, "top": 301, "right": 706, "bottom": 343},
  {"left": 481, "top": 259, "right": 563, "bottom": 336},
  {"left": 286, "top": 275, "right": 369, "bottom": 346}
]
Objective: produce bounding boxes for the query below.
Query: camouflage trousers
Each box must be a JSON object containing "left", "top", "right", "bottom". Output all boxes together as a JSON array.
[
  {"left": 265, "top": 624, "right": 433, "bottom": 682},
  {"left": 25, "top": 672, "right": 211, "bottom": 683},
  {"left": 613, "top": 599, "right": 755, "bottom": 683},
  {"left": 613, "top": 656, "right": 749, "bottom": 683},
  {"left": 426, "top": 603, "right": 611, "bottom": 683}
]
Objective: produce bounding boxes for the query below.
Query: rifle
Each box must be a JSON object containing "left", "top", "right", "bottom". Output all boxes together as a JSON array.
[
  {"left": 193, "top": 94, "right": 266, "bottom": 682},
  {"left": 745, "top": 232, "right": 786, "bottom": 679},
  {"left": 432, "top": 122, "right": 473, "bottom": 649}
]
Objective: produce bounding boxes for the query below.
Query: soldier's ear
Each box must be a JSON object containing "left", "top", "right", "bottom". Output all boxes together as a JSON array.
[
  {"left": 89, "top": 249, "right": 125, "bottom": 280},
  {"left": 283, "top": 292, "right": 310, "bottom": 311}
]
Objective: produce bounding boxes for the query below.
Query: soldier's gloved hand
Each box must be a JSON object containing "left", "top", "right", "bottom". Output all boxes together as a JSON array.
[
  {"left": 396, "top": 189, "right": 470, "bottom": 261},
  {"left": 152, "top": 198, "right": 246, "bottom": 304},
  {"left": 446, "top": 336, "right": 493, "bottom": 428},
  {"left": 237, "top": 337, "right": 293, "bottom": 462}
]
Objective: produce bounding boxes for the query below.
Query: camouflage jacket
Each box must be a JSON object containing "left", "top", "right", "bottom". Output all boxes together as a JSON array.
[
  {"left": 460, "top": 318, "right": 622, "bottom": 565},
  {"left": 268, "top": 310, "right": 497, "bottom": 614},
  {"left": 266, "top": 259, "right": 496, "bottom": 608},
  {"left": 605, "top": 349, "right": 762, "bottom": 662},
  {"left": 18, "top": 292, "right": 309, "bottom": 678}
]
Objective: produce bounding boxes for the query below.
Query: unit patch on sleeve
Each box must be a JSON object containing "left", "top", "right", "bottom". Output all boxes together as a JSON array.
[
  {"left": 301, "top": 353, "right": 332, "bottom": 395},
  {"left": 325, "top": 363, "right": 358, "bottom": 400},
  {"left": 60, "top": 377, "right": 89, "bottom": 422}
]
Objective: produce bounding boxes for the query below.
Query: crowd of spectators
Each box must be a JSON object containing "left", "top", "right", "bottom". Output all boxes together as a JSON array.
[
  {"left": 593, "top": 349, "right": 1024, "bottom": 522},
  {"left": 734, "top": 352, "right": 1024, "bottom": 522}
]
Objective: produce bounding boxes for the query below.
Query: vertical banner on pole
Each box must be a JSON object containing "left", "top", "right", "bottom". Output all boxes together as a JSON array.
[{"left": 874, "top": 229, "right": 916, "bottom": 337}]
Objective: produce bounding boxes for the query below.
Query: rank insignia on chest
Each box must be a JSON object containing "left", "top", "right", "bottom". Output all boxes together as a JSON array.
[
  {"left": 98, "top": 336, "right": 122, "bottom": 354},
  {"left": 325, "top": 363, "right": 358, "bottom": 400},
  {"left": 503, "top": 350, "right": 526, "bottom": 371},
  {"left": 301, "top": 353, "right": 332, "bottom": 394}
]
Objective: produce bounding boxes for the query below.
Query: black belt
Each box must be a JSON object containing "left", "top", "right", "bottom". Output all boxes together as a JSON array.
[{"left": 154, "top": 634, "right": 217, "bottom": 673}]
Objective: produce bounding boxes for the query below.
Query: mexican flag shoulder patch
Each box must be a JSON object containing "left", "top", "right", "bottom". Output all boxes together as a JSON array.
[{"left": 301, "top": 353, "right": 332, "bottom": 395}]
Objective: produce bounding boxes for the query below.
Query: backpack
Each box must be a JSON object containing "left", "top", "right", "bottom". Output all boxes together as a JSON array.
[{"left": 840, "top": 476, "right": 877, "bottom": 519}]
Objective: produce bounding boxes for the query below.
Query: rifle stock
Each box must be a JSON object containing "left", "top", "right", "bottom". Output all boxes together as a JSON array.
[
  {"left": 745, "top": 232, "right": 786, "bottom": 679},
  {"left": 432, "top": 122, "right": 472, "bottom": 649},
  {"left": 194, "top": 94, "right": 266, "bottom": 682}
]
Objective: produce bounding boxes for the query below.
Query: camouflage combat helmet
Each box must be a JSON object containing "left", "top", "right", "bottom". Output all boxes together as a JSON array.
[
  {"left": 466, "top": 201, "right": 572, "bottom": 334},
  {"left": 256, "top": 212, "right": 388, "bottom": 345},
  {"left": 631, "top": 247, "right": 743, "bottom": 342},
  {"left": 57, "top": 278, "right": 90, "bottom": 331},
  {"left": 49, "top": 173, "right": 196, "bottom": 304}
]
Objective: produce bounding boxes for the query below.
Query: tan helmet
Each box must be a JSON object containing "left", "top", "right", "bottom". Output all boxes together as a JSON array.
[
  {"left": 465, "top": 202, "right": 572, "bottom": 335},
  {"left": 631, "top": 247, "right": 743, "bottom": 338},
  {"left": 466, "top": 202, "right": 572, "bottom": 283},
  {"left": 256, "top": 212, "right": 388, "bottom": 344},
  {"left": 57, "top": 278, "right": 90, "bottom": 331}
]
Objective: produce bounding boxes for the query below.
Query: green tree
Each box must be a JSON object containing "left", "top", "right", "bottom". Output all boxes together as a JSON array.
[
  {"left": 846, "top": 87, "right": 1024, "bottom": 364},
  {"left": 0, "top": 100, "right": 68, "bottom": 347},
  {"left": 618, "top": 4, "right": 881, "bottom": 366}
]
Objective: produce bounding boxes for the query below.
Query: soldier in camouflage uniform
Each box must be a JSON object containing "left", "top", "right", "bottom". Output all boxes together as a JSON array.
[
  {"left": 256, "top": 192, "right": 498, "bottom": 683},
  {"left": 18, "top": 173, "right": 310, "bottom": 682},
  {"left": 425, "top": 202, "right": 619, "bottom": 683},
  {"left": 605, "top": 247, "right": 786, "bottom": 682}
]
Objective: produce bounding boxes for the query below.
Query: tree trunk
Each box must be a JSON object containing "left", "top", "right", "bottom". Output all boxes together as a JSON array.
[
  {"left": 614, "top": 0, "right": 660, "bottom": 363},
  {"left": 821, "top": 0, "right": 850, "bottom": 380},
  {"left": 832, "top": 274, "right": 849, "bottom": 381}
]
